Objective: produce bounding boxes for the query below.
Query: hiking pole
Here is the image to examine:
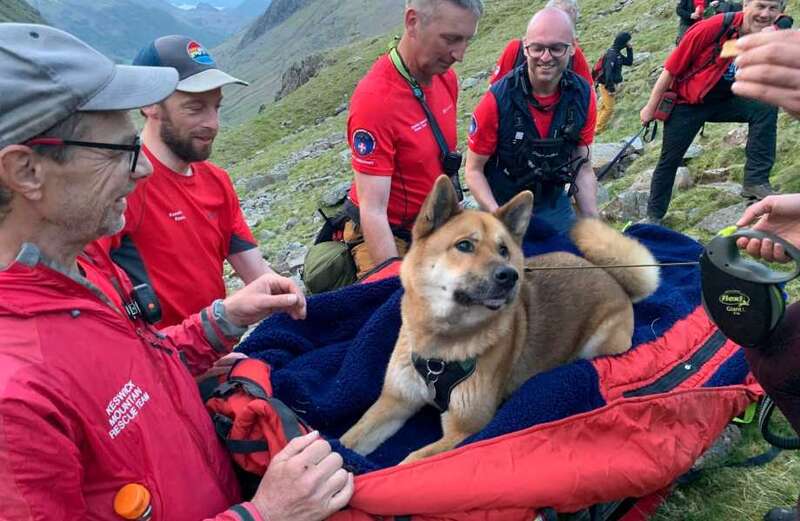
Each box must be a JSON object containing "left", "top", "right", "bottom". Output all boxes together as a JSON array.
[
  {"left": 524, "top": 261, "right": 698, "bottom": 272},
  {"left": 595, "top": 122, "right": 657, "bottom": 182}
]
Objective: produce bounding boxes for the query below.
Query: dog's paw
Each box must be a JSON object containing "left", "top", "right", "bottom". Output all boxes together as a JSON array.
[{"left": 339, "top": 430, "right": 358, "bottom": 450}]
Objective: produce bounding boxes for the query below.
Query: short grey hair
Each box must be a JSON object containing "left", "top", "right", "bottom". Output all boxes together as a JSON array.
[
  {"left": 546, "top": 0, "right": 579, "bottom": 24},
  {"left": 743, "top": 0, "right": 787, "bottom": 10},
  {"left": 0, "top": 112, "right": 87, "bottom": 223},
  {"left": 407, "top": 0, "right": 485, "bottom": 19}
]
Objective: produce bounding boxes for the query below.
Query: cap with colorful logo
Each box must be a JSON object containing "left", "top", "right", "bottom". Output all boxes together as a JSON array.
[{"left": 133, "top": 35, "right": 248, "bottom": 93}]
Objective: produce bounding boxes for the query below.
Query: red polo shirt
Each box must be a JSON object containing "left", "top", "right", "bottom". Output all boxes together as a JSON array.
[
  {"left": 468, "top": 86, "right": 597, "bottom": 156},
  {"left": 666, "top": 12, "right": 743, "bottom": 104},
  {"left": 347, "top": 54, "right": 459, "bottom": 229},
  {"left": 106, "top": 146, "right": 257, "bottom": 327},
  {"left": 489, "top": 38, "right": 593, "bottom": 87}
]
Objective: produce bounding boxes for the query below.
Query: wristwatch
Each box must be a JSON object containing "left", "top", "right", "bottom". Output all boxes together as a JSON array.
[{"left": 211, "top": 299, "right": 249, "bottom": 339}]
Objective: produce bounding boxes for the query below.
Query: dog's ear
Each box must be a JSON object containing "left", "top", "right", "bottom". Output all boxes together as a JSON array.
[
  {"left": 495, "top": 190, "right": 533, "bottom": 244},
  {"left": 413, "top": 175, "right": 461, "bottom": 241}
]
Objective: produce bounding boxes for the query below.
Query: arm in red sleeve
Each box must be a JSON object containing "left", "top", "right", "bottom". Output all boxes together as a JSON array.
[{"left": 158, "top": 303, "right": 240, "bottom": 376}]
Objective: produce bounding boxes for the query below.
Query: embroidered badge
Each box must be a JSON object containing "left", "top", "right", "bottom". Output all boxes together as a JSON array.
[{"left": 352, "top": 129, "right": 377, "bottom": 156}]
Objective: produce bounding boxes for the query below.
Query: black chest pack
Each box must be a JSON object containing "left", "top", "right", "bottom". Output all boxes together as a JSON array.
[
  {"left": 501, "top": 71, "right": 588, "bottom": 198},
  {"left": 700, "top": 229, "right": 800, "bottom": 349}
]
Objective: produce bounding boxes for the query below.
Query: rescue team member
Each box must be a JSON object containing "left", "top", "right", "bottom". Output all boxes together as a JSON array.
[
  {"left": 595, "top": 31, "right": 634, "bottom": 134},
  {"left": 676, "top": 0, "right": 707, "bottom": 43},
  {"left": 344, "top": 0, "right": 483, "bottom": 277},
  {"left": 639, "top": 0, "right": 783, "bottom": 226},
  {"left": 0, "top": 24, "right": 352, "bottom": 520},
  {"left": 465, "top": 7, "right": 599, "bottom": 234},
  {"left": 734, "top": 194, "right": 800, "bottom": 521},
  {"left": 488, "top": 0, "right": 593, "bottom": 86},
  {"left": 103, "top": 35, "right": 274, "bottom": 327},
  {"left": 732, "top": 29, "right": 800, "bottom": 521}
]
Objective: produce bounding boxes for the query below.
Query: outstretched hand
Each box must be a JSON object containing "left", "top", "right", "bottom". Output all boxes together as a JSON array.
[
  {"left": 735, "top": 194, "right": 800, "bottom": 263},
  {"left": 251, "top": 431, "right": 354, "bottom": 521},
  {"left": 732, "top": 29, "right": 800, "bottom": 120},
  {"left": 223, "top": 272, "right": 307, "bottom": 327}
]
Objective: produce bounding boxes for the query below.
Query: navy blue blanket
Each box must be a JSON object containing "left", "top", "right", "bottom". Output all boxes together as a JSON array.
[{"left": 238, "top": 222, "right": 748, "bottom": 473}]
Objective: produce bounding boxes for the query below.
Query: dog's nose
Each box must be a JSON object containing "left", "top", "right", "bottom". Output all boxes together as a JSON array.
[{"left": 493, "top": 266, "right": 519, "bottom": 289}]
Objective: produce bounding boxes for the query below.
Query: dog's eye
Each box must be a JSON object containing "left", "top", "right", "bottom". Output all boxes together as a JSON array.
[
  {"left": 455, "top": 240, "right": 475, "bottom": 253},
  {"left": 499, "top": 245, "right": 510, "bottom": 258}
]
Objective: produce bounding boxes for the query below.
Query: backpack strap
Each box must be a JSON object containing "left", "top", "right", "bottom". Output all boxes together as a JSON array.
[
  {"left": 514, "top": 38, "right": 526, "bottom": 69},
  {"left": 677, "top": 11, "right": 736, "bottom": 83}
]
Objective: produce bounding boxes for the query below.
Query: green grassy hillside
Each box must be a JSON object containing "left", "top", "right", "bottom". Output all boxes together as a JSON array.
[
  {"left": 0, "top": 0, "right": 45, "bottom": 23},
  {"left": 213, "top": 1, "right": 800, "bottom": 518},
  {"left": 213, "top": 0, "right": 404, "bottom": 123}
]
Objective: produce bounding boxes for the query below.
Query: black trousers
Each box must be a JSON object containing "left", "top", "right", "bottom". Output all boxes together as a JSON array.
[
  {"left": 746, "top": 302, "right": 800, "bottom": 513},
  {"left": 646, "top": 96, "right": 778, "bottom": 219}
]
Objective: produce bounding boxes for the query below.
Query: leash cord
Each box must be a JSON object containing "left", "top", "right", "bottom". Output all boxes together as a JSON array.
[{"left": 524, "top": 261, "right": 699, "bottom": 272}]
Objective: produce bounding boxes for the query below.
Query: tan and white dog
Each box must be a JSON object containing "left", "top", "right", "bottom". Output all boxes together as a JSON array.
[{"left": 340, "top": 176, "right": 660, "bottom": 463}]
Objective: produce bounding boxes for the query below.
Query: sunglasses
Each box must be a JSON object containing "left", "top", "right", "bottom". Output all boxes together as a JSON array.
[{"left": 25, "top": 136, "right": 141, "bottom": 173}]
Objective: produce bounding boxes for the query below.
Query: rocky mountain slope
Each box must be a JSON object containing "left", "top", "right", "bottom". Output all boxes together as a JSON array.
[
  {"left": 0, "top": 0, "right": 45, "bottom": 23},
  {"left": 212, "top": 0, "right": 800, "bottom": 278},
  {"left": 212, "top": 0, "right": 404, "bottom": 122}
]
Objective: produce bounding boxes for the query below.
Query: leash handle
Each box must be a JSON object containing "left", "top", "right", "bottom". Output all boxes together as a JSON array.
[
  {"left": 642, "top": 121, "right": 657, "bottom": 143},
  {"left": 705, "top": 229, "right": 800, "bottom": 284}
]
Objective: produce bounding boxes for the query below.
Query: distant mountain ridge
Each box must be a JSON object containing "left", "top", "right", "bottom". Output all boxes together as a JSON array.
[
  {"left": 0, "top": 0, "right": 46, "bottom": 23},
  {"left": 28, "top": 0, "right": 269, "bottom": 62},
  {"left": 213, "top": 0, "right": 404, "bottom": 122},
  {"left": 238, "top": 0, "right": 311, "bottom": 49}
]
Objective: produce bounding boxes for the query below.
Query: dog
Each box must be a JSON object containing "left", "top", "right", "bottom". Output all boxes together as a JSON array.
[{"left": 340, "top": 176, "right": 660, "bottom": 464}]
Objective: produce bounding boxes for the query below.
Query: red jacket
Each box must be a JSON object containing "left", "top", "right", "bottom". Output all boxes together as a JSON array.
[
  {"left": 0, "top": 243, "right": 263, "bottom": 521},
  {"left": 665, "top": 12, "right": 742, "bottom": 104}
]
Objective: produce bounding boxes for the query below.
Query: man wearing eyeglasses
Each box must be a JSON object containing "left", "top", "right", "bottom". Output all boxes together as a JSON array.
[
  {"left": 465, "top": 7, "right": 598, "bottom": 234},
  {"left": 102, "top": 35, "right": 275, "bottom": 327},
  {"left": 0, "top": 24, "right": 352, "bottom": 521},
  {"left": 640, "top": 0, "right": 784, "bottom": 225},
  {"left": 488, "top": 0, "right": 593, "bottom": 86}
]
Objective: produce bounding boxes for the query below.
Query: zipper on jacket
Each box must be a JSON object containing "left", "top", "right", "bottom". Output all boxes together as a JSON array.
[{"left": 623, "top": 330, "right": 727, "bottom": 398}]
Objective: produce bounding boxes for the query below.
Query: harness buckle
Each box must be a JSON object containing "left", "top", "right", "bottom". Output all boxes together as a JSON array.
[{"left": 425, "top": 359, "right": 446, "bottom": 383}]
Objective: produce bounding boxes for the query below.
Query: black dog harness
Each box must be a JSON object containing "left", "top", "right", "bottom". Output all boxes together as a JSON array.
[{"left": 411, "top": 354, "right": 477, "bottom": 412}]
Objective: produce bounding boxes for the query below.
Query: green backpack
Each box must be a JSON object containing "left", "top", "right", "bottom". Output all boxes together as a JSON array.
[{"left": 302, "top": 240, "right": 357, "bottom": 295}]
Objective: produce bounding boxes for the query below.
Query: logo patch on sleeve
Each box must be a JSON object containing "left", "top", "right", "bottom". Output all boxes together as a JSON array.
[
  {"left": 468, "top": 115, "right": 478, "bottom": 136},
  {"left": 352, "top": 129, "right": 376, "bottom": 156}
]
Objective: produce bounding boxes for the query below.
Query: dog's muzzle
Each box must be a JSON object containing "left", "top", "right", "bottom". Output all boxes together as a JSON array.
[{"left": 453, "top": 266, "right": 520, "bottom": 311}]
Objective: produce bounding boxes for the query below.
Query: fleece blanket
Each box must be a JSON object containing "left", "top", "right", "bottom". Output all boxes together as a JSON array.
[{"left": 238, "top": 221, "right": 750, "bottom": 474}]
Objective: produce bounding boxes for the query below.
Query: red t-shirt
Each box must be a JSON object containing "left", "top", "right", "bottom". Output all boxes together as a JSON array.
[
  {"left": 106, "top": 146, "right": 257, "bottom": 327},
  {"left": 489, "top": 38, "right": 593, "bottom": 87},
  {"left": 468, "top": 85, "right": 597, "bottom": 156},
  {"left": 347, "top": 54, "right": 459, "bottom": 229},
  {"left": 665, "top": 12, "right": 743, "bottom": 104}
]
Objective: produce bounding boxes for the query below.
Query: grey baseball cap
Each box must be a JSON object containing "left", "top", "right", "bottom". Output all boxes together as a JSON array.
[
  {"left": 0, "top": 24, "right": 179, "bottom": 148},
  {"left": 133, "top": 35, "right": 248, "bottom": 93}
]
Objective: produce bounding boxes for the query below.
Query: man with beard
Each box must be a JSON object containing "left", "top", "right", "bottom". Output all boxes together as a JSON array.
[
  {"left": 465, "top": 7, "right": 598, "bottom": 233},
  {"left": 106, "top": 35, "right": 274, "bottom": 326},
  {"left": 639, "top": 0, "right": 784, "bottom": 225}
]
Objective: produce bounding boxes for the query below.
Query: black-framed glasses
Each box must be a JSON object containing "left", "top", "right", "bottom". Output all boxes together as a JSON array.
[
  {"left": 24, "top": 136, "right": 141, "bottom": 173},
  {"left": 524, "top": 42, "right": 572, "bottom": 58}
]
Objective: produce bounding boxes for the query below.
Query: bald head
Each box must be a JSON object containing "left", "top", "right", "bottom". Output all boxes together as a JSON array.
[{"left": 526, "top": 7, "right": 575, "bottom": 43}]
